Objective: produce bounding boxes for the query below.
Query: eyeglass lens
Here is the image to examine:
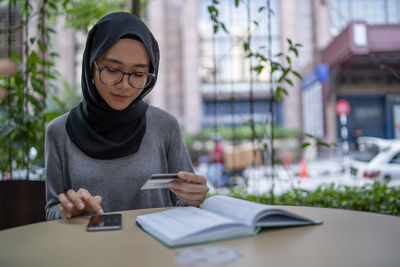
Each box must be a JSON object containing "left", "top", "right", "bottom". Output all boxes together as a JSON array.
[{"left": 100, "top": 68, "right": 152, "bottom": 89}]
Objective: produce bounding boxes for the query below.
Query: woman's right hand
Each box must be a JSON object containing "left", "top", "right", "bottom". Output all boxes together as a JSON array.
[{"left": 57, "top": 188, "right": 103, "bottom": 218}]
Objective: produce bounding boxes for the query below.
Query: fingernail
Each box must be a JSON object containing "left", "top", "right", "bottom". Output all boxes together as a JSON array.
[
  {"left": 78, "top": 202, "right": 84, "bottom": 209},
  {"left": 67, "top": 202, "right": 73, "bottom": 208},
  {"left": 97, "top": 209, "right": 103, "bottom": 215}
]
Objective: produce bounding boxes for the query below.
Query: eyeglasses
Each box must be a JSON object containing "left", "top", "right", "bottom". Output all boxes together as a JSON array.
[{"left": 93, "top": 61, "right": 156, "bottom": 90}]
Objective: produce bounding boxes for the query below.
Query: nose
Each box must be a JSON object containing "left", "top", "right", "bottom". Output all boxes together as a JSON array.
[{"left": 116, "top": 73, "right": 131, "bottom": 90}]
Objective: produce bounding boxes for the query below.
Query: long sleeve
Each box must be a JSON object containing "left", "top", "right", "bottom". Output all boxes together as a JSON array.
[
  {"left": 45, "top": 116, "right": 67, "bottom": 220},
  {"left": 44, "top": 107, "right": 196, "bottom": 219},
  {"left": 168, "top": 118, "right": 194, "bottom": 206}
]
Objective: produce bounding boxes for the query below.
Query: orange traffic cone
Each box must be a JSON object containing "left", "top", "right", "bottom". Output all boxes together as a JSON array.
[{"left": 299, "top": 159, "right": 309, "bottom": 178}]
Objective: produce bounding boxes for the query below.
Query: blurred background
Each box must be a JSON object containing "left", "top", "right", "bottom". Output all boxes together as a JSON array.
[{"left": 1, "top": 0, "right": 400, "bottom": 196}]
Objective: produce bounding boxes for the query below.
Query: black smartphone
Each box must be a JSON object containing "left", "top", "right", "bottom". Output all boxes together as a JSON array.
[{"left": 86, "top": 214, "right": 122, "bottom": 231}]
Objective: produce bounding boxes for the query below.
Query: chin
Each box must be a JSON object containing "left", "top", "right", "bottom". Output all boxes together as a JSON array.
[{"left": 110, "top": 104, "right": 129, "bottom": 111}]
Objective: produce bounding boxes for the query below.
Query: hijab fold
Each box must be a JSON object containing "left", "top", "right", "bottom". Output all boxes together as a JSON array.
[{"left": 66, "top": 12, "right": 159, "bottom": 160}]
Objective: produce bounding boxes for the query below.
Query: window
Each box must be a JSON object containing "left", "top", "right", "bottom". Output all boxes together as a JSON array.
[
  {"left": 389, "top": 152, "right": 400, "bottom": 164},
  {"left": 330, "top": 0, "right": 400, "bottom": 36},
  {"left": 0, "top": 7, "right": 22, "bottom": 58},
  {"left": 198, "top": 0, "right": 280, "bottom": 84}
]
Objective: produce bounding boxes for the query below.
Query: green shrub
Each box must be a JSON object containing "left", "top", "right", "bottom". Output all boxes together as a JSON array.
[
  {"left": 184, "top": 125, "right": 299, "bottom": 148},
  {"left": 223, "top": 181, "right": 400, "bottom": 216}
]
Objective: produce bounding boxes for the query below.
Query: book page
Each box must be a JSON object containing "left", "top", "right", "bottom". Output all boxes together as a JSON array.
[
  {"left": 201, "top": 195, "right": 275, "bottom": 226},
  {"left": 136, "top": 206, "right": 246, "bottom": 242}
]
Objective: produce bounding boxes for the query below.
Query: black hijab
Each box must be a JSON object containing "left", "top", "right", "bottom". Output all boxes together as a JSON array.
[{"left": 66, "top": 12, "right": 159, "bottom": 159}]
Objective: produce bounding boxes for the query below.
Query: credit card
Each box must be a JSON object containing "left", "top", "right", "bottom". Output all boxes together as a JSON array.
[{"left": 140, "top": 173, "right": 180, "bottom": 190}]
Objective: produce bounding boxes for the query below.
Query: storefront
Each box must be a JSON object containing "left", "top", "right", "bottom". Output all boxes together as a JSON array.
[
  {"left": 302, "top": 64, "right": 329, "bottom": 138},
  {"left": 321, "top": 22, "right": 400, "bottom": 144}
]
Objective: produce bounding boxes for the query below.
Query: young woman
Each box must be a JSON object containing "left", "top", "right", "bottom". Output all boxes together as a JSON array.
[{"left": 45, "top": 12, "right": 208, "bottom": 220}]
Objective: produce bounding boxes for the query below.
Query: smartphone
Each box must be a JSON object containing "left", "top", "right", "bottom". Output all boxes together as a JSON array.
[
  {"left": 140, "top": 173, "right": 181, "bottom": 190},
  {"left": 86, "top": 214, "right": 122, "bottom": 231}
]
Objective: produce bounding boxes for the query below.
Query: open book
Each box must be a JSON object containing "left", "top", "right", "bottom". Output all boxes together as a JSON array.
[{"left": 135, "top": 195, "right": 322, "bottom": 247}]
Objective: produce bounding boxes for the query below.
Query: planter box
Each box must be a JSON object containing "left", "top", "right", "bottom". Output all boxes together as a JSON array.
[
  {"left": 224, "top": 143, "right": 262, "bottom": 171},
  {"left": 0, "top": 180, "right": 46, "bottom": 230}
]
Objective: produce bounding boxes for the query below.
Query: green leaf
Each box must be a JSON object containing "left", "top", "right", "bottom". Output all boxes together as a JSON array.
[
  {"left": 292, "top": 71, "right": 302, "bottom": 79},
  {"left": 29, "top": 51, "right": 40, "bottom": 63},
  {"left": 258, "top": 6, "right": 266, "bottom": 12},
  {"left": 235, "top": 0, "right": 240, "bottom": 7},
  {"left": 243, "top": 42, "right": 249, "bottom": 52},
  {"left": 305, "top": 133, "right": 314, "bottom": 138},
  {"left": 316, "top": 140, "right": 330, "bottom": 147},
  {"left": 220, "top": 22, "right": 228, "bottom": 33},
  {"left": 229, "top": 97, "right": 237, "bottom": 101},
  {"left": 278, "top": 67, "right": 291, "bottom": 83},
  {"left": 213, "top": 25, "right": 218, "bottom": 34},
  {"left": 330, "top": 142, "right": 339, "bottom": 147},
  {"left": 287, "top": 38, "right": 293, "bottom": 45},
  {"left": 11, "top": 51, "right": 22, "bottom": 62},
  {"left": 275, "top": 87, "right": 282, "bottom": 101},
  {"left": 50, "top": 52, "right": 59, "bottom": 57},
  {"left": 45, "top": 111, "right": 60, "bottom": 122},
  {"left": 275, "top": 52, "right": 283, "bottom": 57},
  {"left": 285, "top": 78, "right": 293, "bottom": 86},
  {"left": 301, "top": 143, "right": 311, "bottom": 148},
  {"left": 263, "top": 143, "right": 268, "bottom": 150},
  {"left": 253, "top": 21, "right": 259, "bottom": 26},
  {"left": 286, "top": 56, "right": 291, "bottom": 65},
  {"left": 256, "top": 53, "right": 266, "bottom": 61},
  {"left": 46, "top": 27, "right": 56, "bottom": 34},
  {"left": 49, "top": 2, "right": 58, "bottom": 10},
  {"left": 208, "top": 6, "right": 217, "bottom": 15},
  {"left": 270, "top": 62, "right": 282, "bottom": 71},
  {"left": 292, "top": 48, "right": 299, "bottom": 57},
  {"left": 252, "top": 65, "right": 264, "bottom": 74},
  {"left": 380, "top": 64, "right": 400, "bottom": 80}
]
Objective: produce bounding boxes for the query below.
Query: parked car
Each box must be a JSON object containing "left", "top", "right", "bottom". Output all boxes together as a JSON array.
[{"left": 349, "top": 137, "right": 400, "bottom": 181}]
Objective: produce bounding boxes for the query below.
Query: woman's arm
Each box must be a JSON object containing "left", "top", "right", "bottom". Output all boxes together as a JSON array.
[
  {"left": 45, "top": 117, "right": 104, "bottom": 220},
  {"left": 164, "top": 116, "right": 208, "bottom": 206},
  {"left": 44, "top": 119, "right": 66, "bottom": 220}
]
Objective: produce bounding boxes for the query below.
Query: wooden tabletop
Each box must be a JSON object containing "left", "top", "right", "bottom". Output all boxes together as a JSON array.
[{"left": 1, "top": 205, "right": 399, "bottom": 267}]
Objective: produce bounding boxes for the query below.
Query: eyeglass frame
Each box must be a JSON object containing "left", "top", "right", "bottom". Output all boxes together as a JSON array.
[{"left": 93, "top": 60, "right": 156, "bottom": 90}]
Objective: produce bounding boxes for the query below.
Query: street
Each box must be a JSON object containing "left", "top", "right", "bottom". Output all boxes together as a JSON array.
[{"left": 205, "top": 157, "right": 400, "bottom": 195}]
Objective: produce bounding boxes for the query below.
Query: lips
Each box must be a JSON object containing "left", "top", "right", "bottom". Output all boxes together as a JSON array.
[{"left": 111, "top": 93, "right": 130, "bottom": 101}]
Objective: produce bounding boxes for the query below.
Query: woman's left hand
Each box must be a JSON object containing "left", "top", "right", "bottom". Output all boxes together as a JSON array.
[{"left": 168, "top": 171, "right": 209, "bottom": 207}]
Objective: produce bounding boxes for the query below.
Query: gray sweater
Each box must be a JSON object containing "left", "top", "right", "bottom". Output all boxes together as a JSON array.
[{"left": 45, "top": 105, "right": 193, "bottom": 220}]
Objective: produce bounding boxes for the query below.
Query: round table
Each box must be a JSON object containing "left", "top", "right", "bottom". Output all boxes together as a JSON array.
[{"left": 0, "top": 205, "right": 399, "bottom": 267}]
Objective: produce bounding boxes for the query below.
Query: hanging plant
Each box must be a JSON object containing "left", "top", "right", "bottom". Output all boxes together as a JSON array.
[
  {"left": 206, "top": 0, "right": 338, "bottom": 202},
  {"left": 0, "top": 0, "right": 59, "bottom": 180}
]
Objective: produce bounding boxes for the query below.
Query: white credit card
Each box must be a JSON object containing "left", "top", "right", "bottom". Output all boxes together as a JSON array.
[{"left": 140, "top": 173, "right": 181, "bottom": 190}]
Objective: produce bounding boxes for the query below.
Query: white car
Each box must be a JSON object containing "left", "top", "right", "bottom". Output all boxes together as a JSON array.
[{"left": 349, "top": 137, "right": 400, "bottom": 181}]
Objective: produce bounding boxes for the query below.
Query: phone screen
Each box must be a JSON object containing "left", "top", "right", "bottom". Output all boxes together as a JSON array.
[{"left": 86, "top": 214, "right": 122, "bottom": 231}]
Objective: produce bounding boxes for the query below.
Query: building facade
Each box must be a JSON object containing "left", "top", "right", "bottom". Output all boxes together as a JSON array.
[
  {"left": 147, "top": 0, "right": 283, "bottom": 134},
  {"left": 51, "top": 0, "right": 400, "bottom": 148},
  {"left": 306, "top": 0, "right": 400, "bottom": 151}
]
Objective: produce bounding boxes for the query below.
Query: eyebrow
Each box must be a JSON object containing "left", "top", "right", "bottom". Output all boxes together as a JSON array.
[{"left": 103, "top": 57, "right": 149, "bottom": 68}]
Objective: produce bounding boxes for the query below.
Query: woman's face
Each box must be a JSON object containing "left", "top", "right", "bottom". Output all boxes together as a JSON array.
[{"left": 93, "top": 38, "right": 150, "bottom": 110}]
